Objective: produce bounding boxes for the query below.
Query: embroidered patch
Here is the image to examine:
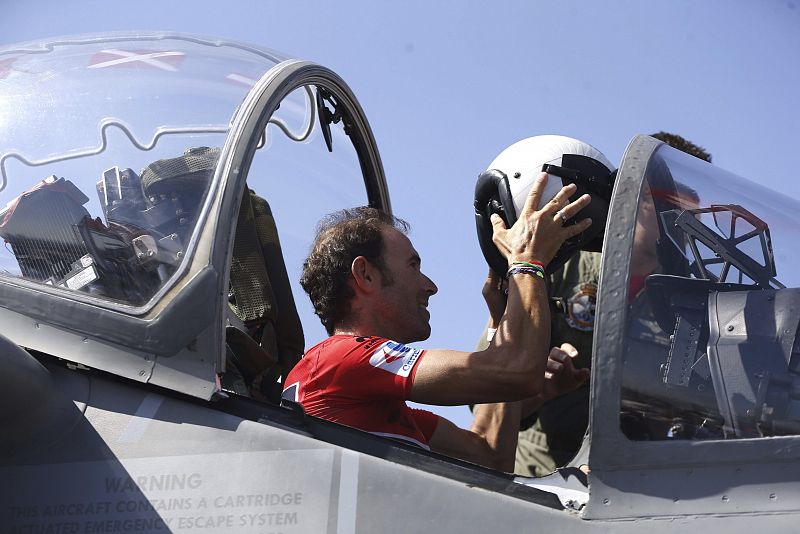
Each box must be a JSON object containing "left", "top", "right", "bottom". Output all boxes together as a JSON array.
[
  {"left": 369, "top": 340, "right": 423, "bottom": 377},
  {"left": 566, "top": 282, "right": 597, "bottom": 331}
]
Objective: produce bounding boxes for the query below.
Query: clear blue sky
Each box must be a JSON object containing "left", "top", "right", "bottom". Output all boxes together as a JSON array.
[{"left": 3, "top": 1, "right": 798, "bottom": 428}]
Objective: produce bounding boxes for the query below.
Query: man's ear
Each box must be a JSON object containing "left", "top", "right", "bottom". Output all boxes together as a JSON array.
[{"left": 351, "top": 256, "right": 378, "bottom": 292}]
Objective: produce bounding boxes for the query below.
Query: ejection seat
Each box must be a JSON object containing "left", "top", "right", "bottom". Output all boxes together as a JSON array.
[
  {"left": 0, "top": 145, "right": 305, "bottom": 402},
  {"left": 139, "top": 146, "right": 305, "bottom": 402},
  {"left": 224, "top": 185, "right": 305, "bottom": 402}
]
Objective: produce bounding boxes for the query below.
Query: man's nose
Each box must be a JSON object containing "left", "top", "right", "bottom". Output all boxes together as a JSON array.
[{"left": 422, "top": 273, "right": 438, "bottom": 296}]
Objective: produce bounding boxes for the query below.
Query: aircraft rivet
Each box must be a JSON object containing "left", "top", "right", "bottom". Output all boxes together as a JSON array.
[
  {"left": 513, "top": 172, "right": 521, "bottom": 178},
  {"left": 722, "top": 495, "right": 729, "bottom": 503},
  {"left": 139, "top": 370, "right": 146, "bottom": 377},
  {"left": 602, "top": 498, "right": 610, "bottom": 505},
  {"left": 770, "top": 493, "right": 777, "bottom": 500},
  {"left": 727, "top": 325, "right": 734, "bottom": 332}
]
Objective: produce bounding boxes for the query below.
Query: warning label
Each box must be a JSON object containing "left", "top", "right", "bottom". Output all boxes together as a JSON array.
[{"left": 2, "top": 450, "right": 334, "bottom": 533}]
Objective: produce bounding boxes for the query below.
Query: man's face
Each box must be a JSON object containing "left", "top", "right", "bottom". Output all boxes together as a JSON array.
[{"left": 371, "top": 227, "right": 438, "bottom": 343}]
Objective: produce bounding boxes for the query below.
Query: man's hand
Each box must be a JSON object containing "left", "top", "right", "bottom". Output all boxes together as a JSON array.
[
  {"left": 541, "top": 343, "right": 590, "bottom": 401},
  {"left": 491, "top": 172, "right": 592, "bottom": 267}
]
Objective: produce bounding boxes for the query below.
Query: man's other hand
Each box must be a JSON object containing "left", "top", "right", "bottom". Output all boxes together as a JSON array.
[{"left": 541, "top": 343, "right": 590, "bottom": 401}]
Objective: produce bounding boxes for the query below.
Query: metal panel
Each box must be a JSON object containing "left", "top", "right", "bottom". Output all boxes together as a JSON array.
[
  {"left": 4, "top": 362, "right": 800, "bottom": 532},
  {"left": 588, "top": 134, "right": 660, "bottom": 474},
  {"left": 0, "top": 267, "right": 217, "bottom": 358}
]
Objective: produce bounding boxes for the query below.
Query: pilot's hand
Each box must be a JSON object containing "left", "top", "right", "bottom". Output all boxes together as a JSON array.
[
  {"left": 481, "top": 269, "right": 507, "bottom": 328},
  {"left": 491, "top": 173, "right": 591, "bottom": 268},
  {"left": 541, "top": 343, "right": 590, "bottom": 401}
]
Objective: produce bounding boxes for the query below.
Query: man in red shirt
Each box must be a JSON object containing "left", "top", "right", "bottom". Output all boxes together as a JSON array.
[{"left": 283, "top": 174, "right": 590, "bottom": 472}]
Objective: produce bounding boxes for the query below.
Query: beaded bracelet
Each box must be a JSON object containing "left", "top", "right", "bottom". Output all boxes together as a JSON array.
[
  {"left": 507, "top": 265, "right": 546, "bottom": 279},
  {"left": 510, "top": 260, "right": 545, "bottom": 270}
]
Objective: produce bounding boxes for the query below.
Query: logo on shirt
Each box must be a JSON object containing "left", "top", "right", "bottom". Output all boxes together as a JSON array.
[
  {"left": 566, "top": 282, "right": 597, "bottom": 331},
  {"left": 369, "top": 341, "right": 423, "bottom": 378}
]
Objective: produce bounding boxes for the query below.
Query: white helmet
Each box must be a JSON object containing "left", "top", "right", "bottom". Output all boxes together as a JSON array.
[
  {"left": 474, "top": 135, "right": 616, "bottom": 275},
  {"left": 488, "top": 135, "right": 613, "bottom": 216}
]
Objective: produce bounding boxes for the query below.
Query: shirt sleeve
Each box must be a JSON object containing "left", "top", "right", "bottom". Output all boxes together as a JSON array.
[
  {"left": 331, "top": 336, "right": 427, "bottom": 401},
  {"left": 411, "top": 409, "right": 440, "bottom": 442}
]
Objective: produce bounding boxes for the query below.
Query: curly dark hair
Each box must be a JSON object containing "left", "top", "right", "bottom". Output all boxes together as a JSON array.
[
  {"left": 651, "top": 131, "right": 712, "bottom": 163},
  {"left": 300, "top": 207, "right": 410, "bottom": 335}
]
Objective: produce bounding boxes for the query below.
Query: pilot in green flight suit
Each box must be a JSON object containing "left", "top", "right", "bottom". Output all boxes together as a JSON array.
[
  {"left": 476, "top": 251, "right": 599, "bottom": 476},
  {"left": 472, "top": 134, "right": 613, "bottom": 476}
]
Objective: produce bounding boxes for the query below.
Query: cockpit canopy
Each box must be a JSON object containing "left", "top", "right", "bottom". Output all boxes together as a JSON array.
[
  {"left": 0, "top": 32, "right": 388, "bottom": 401},
  {"left": 616, "top": 140, "right": 800, "bottom": 442},
  {"left": 0, "top": 33, "right": 286, "bottom": 309}
]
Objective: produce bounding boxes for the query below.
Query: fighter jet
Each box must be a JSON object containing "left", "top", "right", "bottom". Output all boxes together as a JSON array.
[{"left": 1, "top": 32, "right": 799, "bottom": 533}]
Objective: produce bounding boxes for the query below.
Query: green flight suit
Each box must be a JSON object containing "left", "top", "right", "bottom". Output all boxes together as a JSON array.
[{"left": 476, "top": 251, "right": 600, "bottom": 477}]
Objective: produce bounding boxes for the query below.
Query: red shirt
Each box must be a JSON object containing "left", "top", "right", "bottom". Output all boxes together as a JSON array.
[{"left": 282, "top": 335, "right": 439, "bottom": 449}]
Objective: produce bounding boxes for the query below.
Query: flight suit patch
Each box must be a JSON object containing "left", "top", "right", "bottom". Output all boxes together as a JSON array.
[{"left": 566, "top": 282, "right": 597, "bottom": 331}]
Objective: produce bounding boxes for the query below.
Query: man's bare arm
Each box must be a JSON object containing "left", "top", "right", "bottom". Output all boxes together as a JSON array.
[
  {"left": 425, "top": 343, "right": 590, "bottom": 471},
  {"left": 427, "top": 403, "right": 521, "bottom": 472}
]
